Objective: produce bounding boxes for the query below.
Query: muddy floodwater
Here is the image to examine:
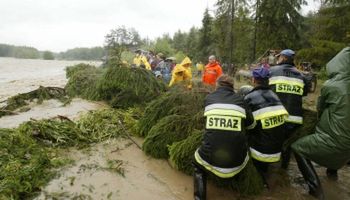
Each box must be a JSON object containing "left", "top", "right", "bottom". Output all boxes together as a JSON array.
[{"left": 1, "top": 57, "right": 349, "bottom": 200}]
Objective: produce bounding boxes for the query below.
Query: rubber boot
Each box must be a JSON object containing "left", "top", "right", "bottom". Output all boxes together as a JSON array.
[
  {"left": 252, "top": 159, "right": 269, "bottom": 189},
  {"left": 326, "top": 168, "right": 338, "bottom": 181},
  {"left": 294, "top": 152, "right": 325, "bottom": 200},
  {"left": 193, "top": 164, "right": 207, "bottom": 200},
  {"left": 281, "top": 146, "right": 291, "bottom": 169}
]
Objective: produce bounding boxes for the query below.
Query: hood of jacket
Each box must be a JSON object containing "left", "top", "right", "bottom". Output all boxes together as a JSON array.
[
  {"left": 180, "top": 56, "right": 192, "bottom": 67},
  {"left": 173, "top": 64, "right": 186, "bottom": 74},
  {"left": 326, "top": 47, "right": 350, "bottom": 79}
]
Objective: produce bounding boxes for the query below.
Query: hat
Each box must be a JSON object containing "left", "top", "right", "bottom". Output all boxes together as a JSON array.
[
  {"left": 154, "top": 71, "right": 162, "bottom": 77},
  {"left": 277, "top": 49, "right": 295, "bottom": 57},
  {"left": 166, "top": 57, "right": 176, "bottom": 61},
  {"left": 252, "top": 67, "right": 270, "bottom": 79}
]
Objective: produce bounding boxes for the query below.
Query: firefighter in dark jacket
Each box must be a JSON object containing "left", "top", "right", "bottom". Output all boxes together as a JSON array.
[
  {"left": 243, "top": 67, "right": 288, "bottom": 185},
  {"left": 193, "top": 75, "right": 255, "bottom": 200},
  {"left": 269, "top": 49, "right": 309, "bottom": 169}
]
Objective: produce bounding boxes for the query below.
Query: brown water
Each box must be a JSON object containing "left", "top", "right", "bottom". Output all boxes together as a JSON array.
[
  {"left": 0, "top": 57, "right": 101, "bottom": 102},
  {"left": 34, "top": 138, "right": 242, "bottom": 200},
  {"left": 1, "top": 58, "right": 349, "bottom": 200}
]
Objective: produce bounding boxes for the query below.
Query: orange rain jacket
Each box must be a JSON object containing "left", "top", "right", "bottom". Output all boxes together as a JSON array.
[{"left": 202, "top": 62, "right": 223, "bottom": 86}]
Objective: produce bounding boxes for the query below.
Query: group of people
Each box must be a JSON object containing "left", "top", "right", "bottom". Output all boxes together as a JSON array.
[
  {"left": 132, "top": 49, "right": 225, "bottom": 89},
  {"left": 193, "top": 48, "right": 350, "bottom": 200}
]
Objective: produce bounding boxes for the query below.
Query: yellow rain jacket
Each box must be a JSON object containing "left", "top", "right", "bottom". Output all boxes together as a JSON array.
[
  {"left": 180, "top": 57, "right": 193, "bottom": 79},
  {"left": 169, "top": 64, "right": 189, "bottom": 87},
  {"left": 133, "top": 55, "right": 151, "bottom": 70},
  {"left": 179, "top": 56, "right": 193, "bottom": 88}
]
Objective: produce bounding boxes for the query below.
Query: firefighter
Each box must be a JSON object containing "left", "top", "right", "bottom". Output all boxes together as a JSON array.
[
  {"left": 268, "top": 49, "right": 309, "bottom": 169},
  {"left": 243, "top": 67, "right": 288, "bottom": 186},
  {"left": 193, "top": 74, "right": 254, "bottom": 200}
]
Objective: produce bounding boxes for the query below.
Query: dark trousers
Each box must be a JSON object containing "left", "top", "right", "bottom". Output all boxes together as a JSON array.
[
  {"left": 294, "top": 152, "right": 324, "bottom": 199},
  {"left": 281, "top": 123, "right": 299, "bottom": 169}
]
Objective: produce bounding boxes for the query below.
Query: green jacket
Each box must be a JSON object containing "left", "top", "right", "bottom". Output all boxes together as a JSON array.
[{"left": 292, "top": 47, "right": 350, "bottom": 170}]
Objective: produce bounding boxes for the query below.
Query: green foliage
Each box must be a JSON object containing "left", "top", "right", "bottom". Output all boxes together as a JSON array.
[
  {"left": 142, "top": 115, "right": 196, "bottom": 159},
  {"left": 105, "top": 26, "right": 142, "bottom": 65},
  {"left": 58, "top": 47, "right": 104, "bottom": 60},
  {"left": 0, "top": 109, "right": 137, "bottom": 199},
  {"left": 137, "top": 86, "right": 206, "bottom": 137},
  {"left": 42, "top": 51, "right": 55, "bottom": 60},
  {"left": 149, "top": 37, "right": 175, "bottom": 57},
  {"left": 297, "top": 40, "right": 346, "bottom": 68},
  {"left": 198, "top": 9, "right": 215, "bottom": 62},
  {"left": 255, "top": 0, "right": 305, "bottom": 55},
  {"left": 97, "top": 66, "right": 166, "bottom": 108},
  {"left": 1, "top": 86, "right": 69, "bottom": 113},
  {"left": 0, "top": 128, "right": 54, "bottom": 199},
  {"left": 168, "top": 129, "right": 203, "bottom": 174},
  {"left": 65, "top": 64, "right": 103, "bottom": 100},
  {"left": 174, "top": 51, "right": 186, "bottom": 64},
  {"left": 0, "top": 44, "right": 40, "bottom": 59}
]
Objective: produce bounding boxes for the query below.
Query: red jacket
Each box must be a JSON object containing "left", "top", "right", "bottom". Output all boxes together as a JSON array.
[{"left": 202, "top": 62, "right": 223, "bottom": 85}]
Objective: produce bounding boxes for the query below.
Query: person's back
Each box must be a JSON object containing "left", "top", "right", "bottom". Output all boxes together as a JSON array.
[
  {"left": 196, "top": 85, "right": 250, "bottom": 171},
  {"left": 269, "top": 49, "right": 308, "bottom": 169},
  {"left": 193, "top": 75, "right": 254, "bottom": 200},
  {"left": 245, "top": 86, "right": 288, "bottom": 163},
  {"left": 269, "top": 64, "right": 307, "bottom": 124}
]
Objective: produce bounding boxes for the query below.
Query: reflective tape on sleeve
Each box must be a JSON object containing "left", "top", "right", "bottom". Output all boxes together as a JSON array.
[{"left": 285, "top": 115, "right": 303, "bottom": 124}]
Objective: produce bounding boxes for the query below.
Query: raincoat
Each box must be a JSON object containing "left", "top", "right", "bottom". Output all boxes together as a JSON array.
[
  {"left": 202, "top": 62, "right": 223, "bottom": 86},
  {"left": 133, "top": 55, "right": 151, "bottom": 70},
  {"left": 292, "top": 47, "right": 350, "bottom": 170},
  {"left": 180, "top": 57, "right": 193, "bottom": 88},
  {"left": 169, "top": 64, "right": 190, "bottom": 87}
]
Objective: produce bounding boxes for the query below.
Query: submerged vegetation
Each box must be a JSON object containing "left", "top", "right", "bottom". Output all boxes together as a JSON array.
[{"left": 0, "top": 109, "right": 136, "bottom": 199}]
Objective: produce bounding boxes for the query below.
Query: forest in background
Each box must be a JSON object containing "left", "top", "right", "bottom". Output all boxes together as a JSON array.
[{"left": 1, "top": 0, "right": 349, "bottom": 69}]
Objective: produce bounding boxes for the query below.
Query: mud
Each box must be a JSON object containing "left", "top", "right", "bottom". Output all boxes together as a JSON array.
[{"left": 1, "top": 59, "right": 349, "bottom": 199}]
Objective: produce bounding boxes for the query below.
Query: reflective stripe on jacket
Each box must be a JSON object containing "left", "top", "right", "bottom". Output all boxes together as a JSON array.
[
  {"left": 196, "top": 86, "right": 254, "bottom": 178},
  {"left": 244, "top": 86, "right": 288, "bottom": 163},
  {"left": 202, "top": 62, "right": 223, "bottom": 86},
  {"left": 269, "top": 64, "right": 308, "bottom": 124}
]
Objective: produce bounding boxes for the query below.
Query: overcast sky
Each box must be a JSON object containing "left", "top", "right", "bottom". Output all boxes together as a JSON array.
[{"left": 0, "top": 0, "right": 320, "bottom": 52}]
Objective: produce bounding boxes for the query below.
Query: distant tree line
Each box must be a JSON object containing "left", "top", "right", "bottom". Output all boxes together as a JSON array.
[
  {"left": 109, "top": 0, "right": 349, "bottom": 70},
  {"left": 0, "top": 44, "right": 106, "bottom": 61},
  {"left": 0, "top": 44, "right": 40, "bottom": 59},
  {"left": 57, "top": 47, "right": 105, "bottom": 61}
]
